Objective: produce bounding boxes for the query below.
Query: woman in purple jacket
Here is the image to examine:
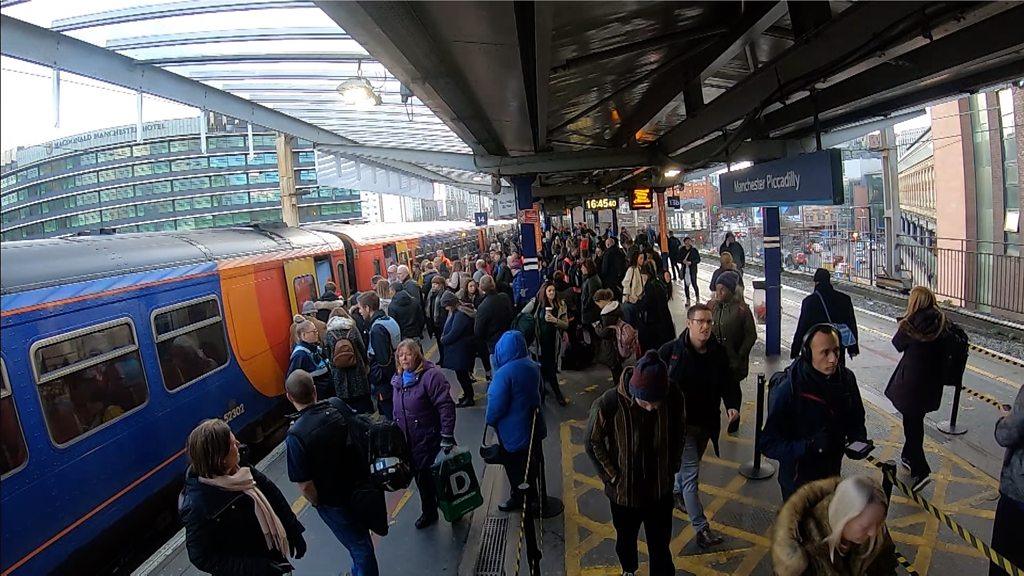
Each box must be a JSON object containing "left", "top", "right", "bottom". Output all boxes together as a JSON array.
[{"left": 391, "top": 339, "right": 457, "bottom": 528}]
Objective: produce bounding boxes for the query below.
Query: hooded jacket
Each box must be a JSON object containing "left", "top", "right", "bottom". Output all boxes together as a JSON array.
[
  {"left": 585, "top": 365, "right": 685, "bottom": 507},
  {"left": 884, "top": 306, "right": 947, "bottom": 414},
  {"left": 180, "top": 466, "right": 305, "bottom": 576},
  {"left": 486, "top": 331, "right": 544, "bottom": 453},
  {"left": 599, "top": 245, "right": 627, "bottom": 294},
  {"left": 440, "top": 304, "right": 477, "bottom": 372},
  {"left": 323, "top": 315, "right": 370, "bottom": 400},
  {"left": 771, "top": 478, "right": 896, "bottom": 576},
  {"left": 391, "top": 361, "right": 457, "bottom": 470},
  {"left": 475, "top": 292, "right": 514, "bottom": 352},
  {"left": 719, "top": 239, "right": 746, "bottom": 269},
  {"left": 388, "top": 288, "right": 425, "bottom": 340}
]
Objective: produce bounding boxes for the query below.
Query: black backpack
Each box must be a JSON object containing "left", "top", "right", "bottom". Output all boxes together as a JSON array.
[
  {"left": 941, "top": 322, "right": 969, "bottom": 387},
  {"left": 347, "top": 413, "right": 413, "bottom": 492}
]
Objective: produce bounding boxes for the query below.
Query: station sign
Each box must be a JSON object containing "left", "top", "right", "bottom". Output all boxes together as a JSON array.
[
  {"left": 474, "top": 211, "right": 488, "bottom": 226},
  {"left": 584, "top": 197, "right": 618, "bottom": 211},
  {"left": 667, "top": 197, "right": 681, "bottom": 209},
  {"left": 719, "top": 149, "right": 844, "bottom": 208},
  {"left": 629, "top": 187, "right": 654, "bottom": 210}
]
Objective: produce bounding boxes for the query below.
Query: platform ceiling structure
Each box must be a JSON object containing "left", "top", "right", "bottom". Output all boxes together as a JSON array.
[{"left": 3, "top": 0, "right": 1024, "bottom": 200}]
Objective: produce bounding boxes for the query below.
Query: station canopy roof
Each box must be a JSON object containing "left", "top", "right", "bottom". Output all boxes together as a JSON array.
[{"left": 2, "top": 0, "right": 1022, "bottom": 199}]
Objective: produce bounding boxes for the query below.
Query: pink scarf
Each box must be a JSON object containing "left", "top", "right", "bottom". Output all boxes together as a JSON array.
[{"left": 199, "top": 467, "right": 290, "bottom": 555}]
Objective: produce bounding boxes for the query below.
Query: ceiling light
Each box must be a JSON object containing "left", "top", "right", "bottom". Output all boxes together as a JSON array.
[
  {"left": 664, "top": 168, "right": 681, "bottom": 178},
  {"left": 472, "top": 175, "right": 484, "bottom": 182},
  {"left": 336, "top": 78, "right": 382, "bottom": 109}
]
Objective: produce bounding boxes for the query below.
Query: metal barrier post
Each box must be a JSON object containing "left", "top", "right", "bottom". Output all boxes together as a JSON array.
[
  {"left": 519, "top": 477, "right": 542, "bottom": 576},
  {"left": 937, "top": 381, "right": 968, "bottom": 435},
  {"left": 739, "top": 373, "right": 776, "bottom": 480}
]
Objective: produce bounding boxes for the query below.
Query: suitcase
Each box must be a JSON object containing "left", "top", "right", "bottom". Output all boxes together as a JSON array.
[{"left": 431, "top": 447, "right": 483, "bottom": 522}]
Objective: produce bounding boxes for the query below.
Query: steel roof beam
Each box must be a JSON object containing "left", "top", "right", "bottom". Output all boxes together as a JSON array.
[
  {"left": 656, "top": 2, "right": 946, "bottom": 156},
  {"left": 0, "top": 14, "right": 450, "bottom": 185},
  {"left": 140, "top": 52, "right": 370, "bottom": 66},
  {"left": 105, "top": 27, "right": 351, "bottom": 50},
  {"left": 609, "top": 1, "right": 787, "bottom": 147},
  {"left": 51, "top": 0, "right": 315, "bottom": 32}
]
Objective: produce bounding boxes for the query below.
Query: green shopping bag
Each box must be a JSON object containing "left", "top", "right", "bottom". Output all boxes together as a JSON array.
[{"left": 431, "top": 446, "right": 483, "bottom": 522}]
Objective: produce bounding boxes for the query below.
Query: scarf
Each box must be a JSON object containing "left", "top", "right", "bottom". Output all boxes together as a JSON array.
[
  {"left": 199, "top": 467, "right": 290, "bottom": 555},
  {"left": 401, "top": 369, "right": 418, "bottom": 387}
]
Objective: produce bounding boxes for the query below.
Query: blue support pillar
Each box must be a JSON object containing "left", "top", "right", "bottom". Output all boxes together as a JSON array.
[
  {"left": 611, "top": 208, "right": 618, "bottom": 238},
  {"left": 764, "top": 207, "right": 782, "bottom": 357},
  {"left": 512, "top": 175, "right": 541, "bottom": 300}
]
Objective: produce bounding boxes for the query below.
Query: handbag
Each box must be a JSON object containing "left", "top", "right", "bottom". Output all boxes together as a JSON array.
[
  {"left": 479, "top": 425, "right": 504, "bottom": 465},
  {"left": 815, "top": 291, "right": 857, "bottom": 348}
]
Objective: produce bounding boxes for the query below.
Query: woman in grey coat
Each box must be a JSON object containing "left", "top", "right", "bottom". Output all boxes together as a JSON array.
[{"left": 990, "top": 385, "right": 1024, "bottom": 576}]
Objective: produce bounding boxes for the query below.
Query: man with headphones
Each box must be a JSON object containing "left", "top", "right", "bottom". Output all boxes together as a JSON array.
[{"left": 759, "top": 323, "right": 869, "bottom": 500}]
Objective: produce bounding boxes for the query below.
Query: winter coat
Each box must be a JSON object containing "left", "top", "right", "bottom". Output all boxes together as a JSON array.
[
  {"left": 399, "top": 278, "right": 420, "bottom": 300},
  {"left": 709, "top": 265, "right": 743, "bottom": 294},
  {"left": 475, "top": 292, "right": 514, "bottom": 352},
  {"left": 720, "top": 240, "right": 746, "bottom": 269},
  {"left": 622, "top": 266, "right": 645, "bottom": 304},
  {"left": 530, "top": 298, "right": 569, "bottom": 358},
  {"left": 486, "top": 331, "right": 544, "bottom": 453},
  {"left": 679, "top": 246, "right": 701, "bottom": 271},
  {"left": 884, "top": 307, "right": 948, "bottom": 415},
  {"left": 667, "top": 236, "right": 681, "bottom": 260},
  {"left": 995, "top": 386, "right": 1024, "bottom": 504},
  {"left": 585, "top": 366, "right": 686, "bottom": 507},
  {"left": 593, "top": 305, "right": 625, "bottom": 369},
  {"left": 580, "top": 273, "right": 604, "bottom": 325},
  {"left": 760, "top": 358, "right": 868, "bottom": 498},
  {"left": 388, "top": 289, "right": 425, "bottom": 340},
  {"left": 493, "top": 263, "right": 514, "bottom": 298},
  {"left": 771, "top": 477, "right": 897, "bottom": 576},
  {"left": 636, "top": 277, "right": 675, "bottom": 352},
  {"left": 790, "top": 283, "right": 860, "bottom": 357},
  {"left": 512, "top": 271, "right": 530, "bottom": 307},
  {"left": 711, "top": 296, "right": 757, "bottom": 381},
  {"left": 600, "top": 246, "right": 627, "bottom": 294},
  {"left": 314, "top": 291, "right": 343, "bottom": 323},
  {"left": 180, "top": 466, "right": 305, "bottom": 576},
  {"left": 391, "top": 361, "right": 457, "bottom": 471},
  {"left": 323, "top": 316, "right": 371, "bottom": 400},
  {"left": 366, "top": 311, "right": 401, "bottom": 399},
  {"left": 440, "top": 305, "right": 476, "bottom": 372},
  {"left": 658, "top": 330, "right": 739, "bottom": 455}
]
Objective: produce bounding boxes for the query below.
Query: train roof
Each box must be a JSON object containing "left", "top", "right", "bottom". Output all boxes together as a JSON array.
[
  {"left": 307, "top": 220, "right": 477, "bottom": 245},
  {"left": 0, "top": 225, "right": 338, "bottom": 295}
]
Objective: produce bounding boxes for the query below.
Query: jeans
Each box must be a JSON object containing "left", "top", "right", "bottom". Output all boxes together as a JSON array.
[
  {"left": 674, "top": 433, "right": 710, "bottom": 533},
  {"left": 415, "top": 467, "right": 438, "bottom": 516},
  {"left": 901, "top": 410, "right": 931, "bottom": 476},
  {"left": 500, "top": 443, "right": 530, "bottom": 503},
  {"left": 317, "top": 505, "right": 379, "bottom": 576},
  {"left": 608, "top": 494, "right": 675, "bottom": 575},
  {"left": 682, "top": 266, "right": 699, "bottom": 302}
]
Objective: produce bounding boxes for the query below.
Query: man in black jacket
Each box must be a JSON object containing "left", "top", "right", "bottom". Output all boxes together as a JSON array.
[
  {"left": 719, "top": 232, "right": 745, "bottom": 270},
  {"left": 600, "top": 236, "right": 627, "bottom": 300},
  {"left": 357, "top": 292, "right": 400, "bottom": 420},
  {"left": 667, "top": 231, "right": 682, "bottom": 281},
  {"left": 658, "top": 303, "right": 739, "bottom": 548},
  {"left": 474, "top": 275, "right": 514, "bottom": 360},
  {"left": 760, "top": 324, "right": 868, "bottom": 500},
  {"left": 387, "top": 280, "right": 425, "bottom": 341},
  {"left": 285, "top": 370, "right": 379, "bottom": 576},
  {"left": 790, "top": 268, "right": 860, "bottom": 362}
]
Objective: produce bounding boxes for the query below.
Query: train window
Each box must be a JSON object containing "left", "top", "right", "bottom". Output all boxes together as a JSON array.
[
  {"left": 152, "top": 297, "right": 230, "bottom": 391},
  {"left": 293, "top": 274, "right": 317, "bottom": 311},
  {"left": 1, "top": 359, "right": 29, "bottom": 477},
  {"left": 31, "top": 319, "right": 149, "bottom": 446},
  {"left": 373, "top": 259, "right": 382, "bottom": 278}
]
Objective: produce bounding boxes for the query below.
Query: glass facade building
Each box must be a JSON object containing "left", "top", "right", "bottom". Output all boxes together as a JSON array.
[{"left": 1, "top": 121, "right": 362, "bottom": 241}]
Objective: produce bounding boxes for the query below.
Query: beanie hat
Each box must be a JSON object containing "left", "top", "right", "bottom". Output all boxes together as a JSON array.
[
  {"left": 717, "top": 271, "right": 740, "bottom": 294},
  {"left": 628, "top": 350, "right": 669, "bottom": 403},
  {"left": 301, "top": 301, "right": 316, "bottom": 315},
  {"left": 439, "top": 291, "right": 459, "bottom": 309}
]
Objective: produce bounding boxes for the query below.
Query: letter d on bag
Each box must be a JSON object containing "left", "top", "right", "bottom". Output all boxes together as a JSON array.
[{"left": 449, "top": 470, "right": 471, "bottom": 496}]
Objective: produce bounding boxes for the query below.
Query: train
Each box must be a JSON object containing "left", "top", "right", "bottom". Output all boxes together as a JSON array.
[{"left": 0, "top": 218, "right": 517, "bottom": 575}]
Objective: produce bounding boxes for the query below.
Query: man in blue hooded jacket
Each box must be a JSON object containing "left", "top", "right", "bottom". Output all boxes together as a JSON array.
[{"left": 486, "top": 330, "right": 546, "bottom": 512}]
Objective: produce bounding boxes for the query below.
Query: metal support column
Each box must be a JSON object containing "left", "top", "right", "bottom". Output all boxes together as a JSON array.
[
  {"left": 513, "top": 175, "right": 541, "bottom": 299},
  {"left": 656, "top": 189, "right": 669, "bottom": 253},
  {"left": 764, "top": 207, "right": 782, "bottom": 356},
  {"left": 611, "top": 207, "right": 619, "bottom": 237},
  {"left": 275, "top": 133, "right": 299, "bottom": 227},
  {"left": 881, "top": 126, "right": 902, "bottom": 279}
]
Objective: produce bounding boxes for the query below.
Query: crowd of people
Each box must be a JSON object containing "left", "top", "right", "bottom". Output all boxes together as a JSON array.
[{"left": 176, "top": 223, "right": 1021, "bottom": 576}]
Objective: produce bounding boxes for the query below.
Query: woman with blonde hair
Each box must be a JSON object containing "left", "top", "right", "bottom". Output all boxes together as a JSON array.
[
  {"left": 375, "top": 278, "right": 393, "bottom": 315},
  {"left": 180, "top": 419, "right": 306, "bottom": 575},
  {"left": 709, "top": 251, "right": 743, "bottom": 293},
  {"left": 885, "top": 285, "right": 951, "bottom": 491},
  {"left": 772, "top": 475, "right": 896, "bottom": 575}
]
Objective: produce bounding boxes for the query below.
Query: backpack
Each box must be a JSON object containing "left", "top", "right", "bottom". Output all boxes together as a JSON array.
[
  {"left": 513, "top": 299, "right": 538, "bottom": 346},
  {"left": 347, "top": 412, "right": 413, "bottom": 492},
  {"left": 613, "top": 322, "right": 640, "bottom": 360},
  {"left": 941, "top": 322, "right": 969, "bottom": 387},
  {"left": 332, "top": 336, "right": 358, "bottom": 368}
]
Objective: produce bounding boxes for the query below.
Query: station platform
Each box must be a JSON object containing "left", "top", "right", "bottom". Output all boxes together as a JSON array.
[{"left": 137, "top": 263, "right": 1022, "bottom": 576}]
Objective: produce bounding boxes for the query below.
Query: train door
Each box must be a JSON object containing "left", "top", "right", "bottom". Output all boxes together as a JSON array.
[
  {"left": 396, "top": 240, "right": 409, "bottom": 269},
  {"left": 283, "top": 258, "right": 318, "bottom": 316},
  {"left": 314, "top": 256, "right": 332, "bottom": 292},
  {"left": 382, "top": 243, "right": 398, "bottom": 272}
]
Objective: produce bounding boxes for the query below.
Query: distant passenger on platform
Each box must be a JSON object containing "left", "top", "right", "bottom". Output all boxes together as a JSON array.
[
  {"left": 315, "top": 281, "right": 344, "bottom": 323},
  {"left": 491, "top": 251, "right": 513, "bottom": 299},
  {"left": 180, "top": 419, "right": 306, "bottom": 576},
  {"left": 534, "top": 281, "right": 570, "bottom": 406},
  {"left": 719, "top": 231, "right": 746, "bottom": 270},
  {"left": 709, "top": 251, "right": 743, "bottom": 295},
  {"left": 300, "top": 300, "right": 327, "bottom": 346},
  {"left": 486, "top": 330, "right": 545, "bottom": 512},
  {"left": 579, "top": 259, "right": 603, "bottom": 327},
  {"left": 448, "top": 261, "right": 469, "bottom": 300},
  {"left": 600, "top": 236, "right": 627, "bottom": 300},
  {"left": 420, "top": 261, "right": 438, "bottom": 306},
  {"left": 790, "top": 268, "right": 860, "bottom": 364},
  {"left": 593, "top": 300, "right": 636, "bottom": 386},
  {"left": 636, "top": 261, "right": 675, "bottom": 352},
  {"left": 465, "top": 279, "right": 483, "bottom": 308},
  {"left": 357, "top": 292, "right": 401, "bottom": 420},
  {"left": 386, "top": 264, "right": 398, "bottom": 283},
  {"left": 425, "top": 274, "right": 447, "bottom": 341},
  {"left": 510, "top": 257, "right": 529, "bottom": 309},
  {"left": 440, "top": 291, "right": 478, "bottom": 407},
  {"left": 288, "top": 318, "right": 331, "bottom": 400},
  {"left": 391, "top": 339, "right": 457, "bottom": 529},
  {"left": 679, "top": 236, "right": 701, "bottom": 305},
  {"left": 284, "top": 370, "right": 380, "bottom": 576},
  {"left": 396, "top": 265, "right": 419, "bottom": 299},
  {"left": 710, "top": 271, "right": 757, "bottom": 390},
  {"left": 760, "top": 324, "right": 869, "bottom": 500},
  {"left": 324, "top": 308, "right": 374, "bottom": 414},
  {"left": 991, "top": 385, "right": 1024, "bottom": 576},
  {"left": 770, "top": 475, "right": 896, "bottom": 576},
  {"left": 586, "top": 351, "right": 684, "bottom": 576},
  {"left": 388, "top": 280, "right": 425, "bottom": 342},
  {"left": 667, "top": 231, "right": 682, "bottom": 281},
  {"left": 659, "top": 303, "right": 738, "bottom": 549},
  {"left": 473, "top": 259, "right": 488, "bottom": 284},
  {"left": 475, "top": 275, "right": 514, "bottom": 368},
  {"left": 374, "top": 279, "right": 392, "bottom": 316}
]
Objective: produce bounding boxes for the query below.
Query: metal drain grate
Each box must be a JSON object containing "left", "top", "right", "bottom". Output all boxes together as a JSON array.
[{"left": 474, "top": 516, "right": 509, "bottom": 576}]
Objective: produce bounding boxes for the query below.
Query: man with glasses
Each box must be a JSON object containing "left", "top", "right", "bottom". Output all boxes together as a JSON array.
[{"left": 658, "top": 303, "right": 739, "bottom": 549}]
